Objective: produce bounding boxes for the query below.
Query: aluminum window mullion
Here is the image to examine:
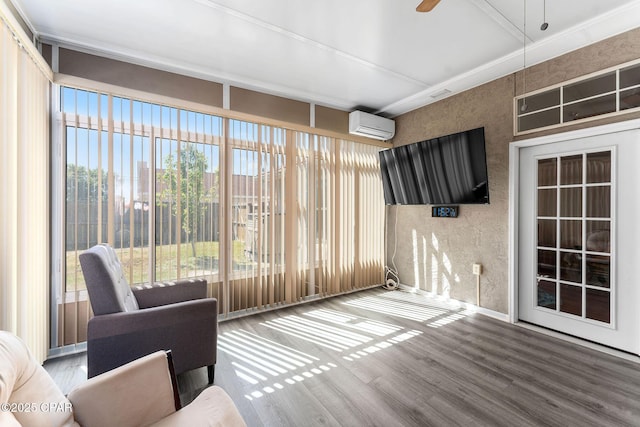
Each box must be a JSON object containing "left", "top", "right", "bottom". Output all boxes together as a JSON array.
[{"left": 128, "top": 99, "right": 135, "bottom": 284}]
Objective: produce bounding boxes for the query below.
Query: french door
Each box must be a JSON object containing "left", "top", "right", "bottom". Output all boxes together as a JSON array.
[{"left": 518, "top": 128, "right": 640, "bottom": 354}]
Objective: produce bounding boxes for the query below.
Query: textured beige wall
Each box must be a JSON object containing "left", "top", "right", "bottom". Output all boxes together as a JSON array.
[
  {"left": 315, "top": 105, "right": 349, "bottom": 134},
  {"left": 230, "top": 86, "right": 310, "bottom": 125},
  {"left": 58, "top": 48, "right": 225, "bottom": 108},
  {"left": 389, "top": 76, "right": 513, "bottom": 313},
  {"left": 390, "top": 28, "right": 640, "bottom": 314}
]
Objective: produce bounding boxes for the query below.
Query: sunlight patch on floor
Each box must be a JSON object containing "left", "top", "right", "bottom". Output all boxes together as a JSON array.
[
  {"left": 222, "top": 291, "right": 471, "bottom": 401},
  {"left": 219, "top": 329, "right": 340, "bottom": 401},
  {"left": 261, "top": 315, "right": 374, "bottom": 351},
  {"left": 342, "top": 290, "right": 472, "bottom": 329}
]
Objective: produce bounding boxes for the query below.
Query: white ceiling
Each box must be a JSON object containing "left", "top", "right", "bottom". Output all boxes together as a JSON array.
[{"left": 11, "top": 0, "right": 640, "bottom": 117}]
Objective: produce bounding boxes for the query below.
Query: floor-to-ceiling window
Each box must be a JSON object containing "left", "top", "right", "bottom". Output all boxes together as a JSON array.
[
  {"left": 61, "top": 89, "right": 224, "bottom": 290},
  {"left": 55, "top": 85, "right": 385, "bottom": 346}
]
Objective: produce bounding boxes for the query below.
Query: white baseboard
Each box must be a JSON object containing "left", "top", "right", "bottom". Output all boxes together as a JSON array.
[
  {"left": 475, "top": 306, "right": 510, "bottom": 322},
  {"left": 396, "top": 284, "right": 509, "bottom": 322}
]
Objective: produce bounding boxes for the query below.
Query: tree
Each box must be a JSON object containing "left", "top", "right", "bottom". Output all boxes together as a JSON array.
[
  {"left": 66, "top": 165, "right": 112, "bottom": 251},
  {"left": 66, "top": 164, "right": 109, "bottom": 202},
  {"left": 158, "top": 145, "right": 213, "bottom": 258}
]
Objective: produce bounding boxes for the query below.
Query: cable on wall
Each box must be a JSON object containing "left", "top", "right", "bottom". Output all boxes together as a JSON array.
[{"left": 383, "top": 206, "right": 399, "bottom": 290}]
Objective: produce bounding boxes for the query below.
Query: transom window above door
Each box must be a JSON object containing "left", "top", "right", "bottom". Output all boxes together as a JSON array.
[{"left": 515, "top": 59, "right": 640, "bottom": 135}]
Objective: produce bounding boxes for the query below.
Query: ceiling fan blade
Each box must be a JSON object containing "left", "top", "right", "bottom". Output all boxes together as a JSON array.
[{"left": 416, "top": 0, "right": 441, "bottom": 12}]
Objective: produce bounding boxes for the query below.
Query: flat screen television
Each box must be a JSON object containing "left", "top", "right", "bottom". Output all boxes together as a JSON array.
[{"left": 379, "top": 127, "right": 489, "bottom": 205}]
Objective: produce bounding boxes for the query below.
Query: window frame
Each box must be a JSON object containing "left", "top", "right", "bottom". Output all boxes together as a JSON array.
[{"left": 514, "top": 58, "right": 640, "bottom": 136}]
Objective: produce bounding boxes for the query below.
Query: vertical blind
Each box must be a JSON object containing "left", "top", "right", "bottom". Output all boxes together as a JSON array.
[
  {"left": 0, "top": 6, "right": 52, "bottom": 362},
  {"left": 58, "top": 86, "right": 386, "bottom": 346}
]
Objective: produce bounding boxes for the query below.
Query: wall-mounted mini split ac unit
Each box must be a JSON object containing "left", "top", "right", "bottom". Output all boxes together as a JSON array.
[{"left": 348, "top": 110, "right": 395, "bottom": 141}]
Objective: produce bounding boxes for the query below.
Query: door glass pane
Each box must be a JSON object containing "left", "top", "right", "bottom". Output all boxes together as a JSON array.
[
  {"left": 538, "top": 158, "right": 557, "bottom": 186},
  {"left": 586, "top": 221, "right": 610, "bottom": 253},
  {"left": 586, "top": 151, "right": 611, "bottom": 184},
  {"left": 586, "top": 289, "right": 611, "bottom": 323},
  {"left": 560, "top": 251, "right": 581, "bottom": 283},
  {"left": 560, "top": 155, "right": 582, "bottom": 185},
  {"left": 560, "top": 220, "right": 582, "bottom": 250},
  {"left": 560, "top": 284, "right": 582, "bottom": 316},
  {"left": 537, "top": 249, "right": 556, "bottom": 279},
  {"left": 560, "top": 188, "right": 582, "bottom": 217},
  {"left": 537, "top": 219, "right": 556, "bottom": 248},
  {"left": 538, "top": 189, "right": 556, "bottom": 216},
  {"left": 537, "top": 280, "right": 556, "bottom": 309},
  {"left": 586, "top": 186, "right": 610, "bottom": 218},
  {"left": 586, "top": 255, "right": 610, "bottom": 288}
]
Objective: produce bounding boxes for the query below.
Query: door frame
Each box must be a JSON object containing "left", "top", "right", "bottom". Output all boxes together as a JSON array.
[{"left": 508, "top": 118, "right": 640, "bottom": 324}]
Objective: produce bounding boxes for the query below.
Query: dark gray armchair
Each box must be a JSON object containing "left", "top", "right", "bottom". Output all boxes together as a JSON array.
[{"left": 79, "top": 244, "right": 218, "bottom": 382}]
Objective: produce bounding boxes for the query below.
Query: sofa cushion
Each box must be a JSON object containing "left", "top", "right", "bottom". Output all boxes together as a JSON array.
[
  {"left": 0, "top": 331, "right": 77, "bottom": 427},
  {"left": 79, "top": 244, "right": 139, "bottom": 314},
  {"left": 151, "top": 385, "right": 247, "bottom": 427},
  {"left": 0, "top": 411, "right": 21, "bottom": 426},
  {"left": 68, "top": 351, "right": 177, "bottom": 427}
]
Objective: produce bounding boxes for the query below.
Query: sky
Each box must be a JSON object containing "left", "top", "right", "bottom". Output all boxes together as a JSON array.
[{"left": 62, "top": 86, "right": 289, "bottom": 202}]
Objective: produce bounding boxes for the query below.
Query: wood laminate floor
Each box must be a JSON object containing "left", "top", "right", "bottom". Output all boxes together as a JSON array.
[{"left": 45, "top": 288, "right": 640, "bottom": 426}]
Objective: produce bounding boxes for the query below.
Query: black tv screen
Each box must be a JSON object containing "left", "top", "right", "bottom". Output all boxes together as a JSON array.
[{"left": 379, "top": 127, "right": 489, "bottom": 205}]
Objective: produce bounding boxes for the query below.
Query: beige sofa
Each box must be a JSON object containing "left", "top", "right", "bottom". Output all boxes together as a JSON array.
[{"left": 0, "top": 331, "right": 246, "bottom": 427}]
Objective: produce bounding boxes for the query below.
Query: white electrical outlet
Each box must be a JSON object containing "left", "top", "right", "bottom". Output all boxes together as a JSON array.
[{"left": 472, "top": 263, "right": 482, "bottom": 275}]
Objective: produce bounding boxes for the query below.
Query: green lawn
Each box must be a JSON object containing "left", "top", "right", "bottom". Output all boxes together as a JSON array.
[{"left": 66, "top": 240, "right": 251, "bottom": 291}]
